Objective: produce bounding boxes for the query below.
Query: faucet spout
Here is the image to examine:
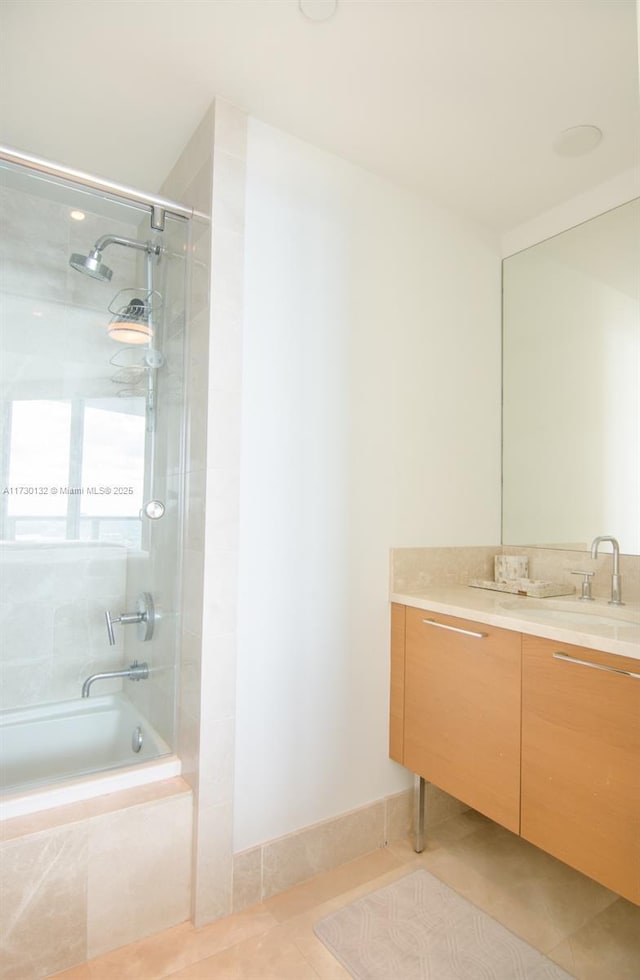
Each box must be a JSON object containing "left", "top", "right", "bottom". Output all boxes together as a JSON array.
[
  {"left": 590, "top": 536, "right": 624, "bottom": 606},
  {"left": 81, "top": 661, "right": 149, "bottom": 698}
]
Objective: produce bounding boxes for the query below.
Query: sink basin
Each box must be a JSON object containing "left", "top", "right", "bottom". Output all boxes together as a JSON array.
[{"left": 499, "top": 600, "right": 640, "bottom": 630}]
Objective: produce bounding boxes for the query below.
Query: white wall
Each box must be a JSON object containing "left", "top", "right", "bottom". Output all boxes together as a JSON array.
[{"left": 234, "top": 119, "right": 502, "bottom": 852}]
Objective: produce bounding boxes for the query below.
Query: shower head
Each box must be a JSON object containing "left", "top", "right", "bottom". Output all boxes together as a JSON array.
[{"left": 69, "top": 248, "right": 113, "bottom": 281}]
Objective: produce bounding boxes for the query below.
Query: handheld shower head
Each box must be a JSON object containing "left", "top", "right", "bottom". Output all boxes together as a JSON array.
[{"left": 69, "top": 248, "right": 113, "bottom": 281}]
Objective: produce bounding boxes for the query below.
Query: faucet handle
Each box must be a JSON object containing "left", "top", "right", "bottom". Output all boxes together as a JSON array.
[
  {"left": 105, "top": 609, "right": 121, "bottom": 645},
  {"left": 571, "top": 570, "right": 594, "bottom": 601}
]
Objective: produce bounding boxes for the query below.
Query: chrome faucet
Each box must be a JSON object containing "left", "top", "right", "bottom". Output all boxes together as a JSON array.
[
  {"left": 81, "top": 660, "right": 149, "bottom": 698},
  {"left": 105, "top": 592, "right": 155, "bottom": 646},
  {"left": 590, "top": 536, "right": 624, "bottom": 606}
]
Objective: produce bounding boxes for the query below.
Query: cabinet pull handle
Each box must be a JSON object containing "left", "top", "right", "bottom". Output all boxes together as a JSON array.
[
  {"left": 553, "top": 652, "right": 640, "bottom": 680},
  {"left": 422, "top": 618, "right": 487, "bottom": 639}
]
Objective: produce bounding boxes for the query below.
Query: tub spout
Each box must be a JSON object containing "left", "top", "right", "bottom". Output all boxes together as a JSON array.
[{"left": 81, "top": 661, "right": 149, "bottom": 698}]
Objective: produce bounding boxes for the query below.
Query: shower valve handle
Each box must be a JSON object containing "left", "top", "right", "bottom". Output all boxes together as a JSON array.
[{"left": 104, "top": 593, "right": 155, "bottom": 646}]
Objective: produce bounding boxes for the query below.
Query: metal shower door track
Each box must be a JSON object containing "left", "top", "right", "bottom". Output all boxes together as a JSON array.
[{"left": 0, "top": 144, "right": 204, "bottom": 229}]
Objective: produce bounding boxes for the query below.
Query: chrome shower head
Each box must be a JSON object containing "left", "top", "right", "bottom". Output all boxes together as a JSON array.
[{"left": 69, "top": 248, "right": 113, "bottom": 281}]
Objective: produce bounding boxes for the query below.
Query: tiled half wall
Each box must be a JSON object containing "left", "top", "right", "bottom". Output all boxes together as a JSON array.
[{"left": 0, "top": 779, "right": 192, "bottom": 979}]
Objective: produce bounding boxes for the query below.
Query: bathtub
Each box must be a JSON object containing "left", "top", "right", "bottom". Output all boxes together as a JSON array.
[{"left": 0, "top": 694, "right": 181, "bottom": 819}]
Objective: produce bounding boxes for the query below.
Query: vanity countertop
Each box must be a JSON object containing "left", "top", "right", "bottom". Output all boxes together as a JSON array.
[{"left": 391, "top": 585, "right": 640, "bottom": 661}]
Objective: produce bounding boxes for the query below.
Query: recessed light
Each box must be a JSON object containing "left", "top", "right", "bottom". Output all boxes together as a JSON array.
[
  {"left": 553, "top": 125, "right": 603, "bottom": 157},
  {"left": 70, "top": 209, "right": 86, "bottom": 221},
  {"left": 299, "top": 0, "right": 337, "bottom": 22}
]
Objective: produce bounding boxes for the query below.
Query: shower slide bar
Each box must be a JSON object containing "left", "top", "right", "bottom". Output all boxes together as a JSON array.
[{"left": 0, "top": 144, "right": 206, "bottom": 229}]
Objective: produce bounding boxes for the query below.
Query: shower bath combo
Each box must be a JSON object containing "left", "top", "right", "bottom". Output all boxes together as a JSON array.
[{"left": 0, "top": 142, "right": 194, "bottom": 810}]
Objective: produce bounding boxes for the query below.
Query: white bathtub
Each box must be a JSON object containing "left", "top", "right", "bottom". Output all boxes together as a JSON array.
[{"left": 0, "top": 694, "right": 181, "bottom": 819}]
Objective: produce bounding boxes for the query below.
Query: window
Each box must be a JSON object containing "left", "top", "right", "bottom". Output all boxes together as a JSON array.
[{"left": 1, "top": 397, "right": 146, "bottom": 547}]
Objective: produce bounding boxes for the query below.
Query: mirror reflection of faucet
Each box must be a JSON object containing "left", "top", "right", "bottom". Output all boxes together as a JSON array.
[
  {"left": 105, "top": 592, "right": 155, "bottom": 645},
  {"left": 590, "top": 536, "right": 624, "bottom": 606}
]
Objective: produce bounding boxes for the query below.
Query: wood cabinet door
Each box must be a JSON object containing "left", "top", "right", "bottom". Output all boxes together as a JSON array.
[
  {"left": 403, "top": 607, "right": 522, "bottom": 833},
  {"left": 521, "top": 635, "right": 640, "bottom": 904}
]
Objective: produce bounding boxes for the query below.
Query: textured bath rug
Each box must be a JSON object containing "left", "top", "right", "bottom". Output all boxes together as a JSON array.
[{"left": 313, "top": 869, "right": 574, "bottom": 980}]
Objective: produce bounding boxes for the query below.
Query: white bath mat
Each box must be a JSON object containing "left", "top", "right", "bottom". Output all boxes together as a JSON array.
[{"left": 313, "top": 869, "right": 574, "bottom": 980}]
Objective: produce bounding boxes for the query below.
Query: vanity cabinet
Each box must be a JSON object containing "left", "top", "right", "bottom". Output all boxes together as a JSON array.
[
  {"left": 390, "top": 603, "right": 640, "bottom": 904},
  {"left": 393, "top": 604, "right": 521, "bottom": 834},
  {"left": 521, "top": 635, "right": 640, "bottom": 904}
]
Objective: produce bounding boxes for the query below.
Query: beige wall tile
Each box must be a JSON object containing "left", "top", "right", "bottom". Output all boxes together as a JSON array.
[
  {"left": 0, "top": 825, "right": 88, "bottom": 979},
  {"left": 262, "top": 801, "right": 385, "bottom": 900},
  {"left": 160, "top": 104, "right": 215, "bottom": 204},
  {"left": 192, "top": 802, "right": 234, "bottom": 927},
  {"left": 197, "top": 716, "right": 235, "bottom": 809},
  {"left": 181, "top": 548, "right": 205, "bottom": 636},
  {"left": 87, "top": 793, "right": 192, "bottom": 958},
  {"left": 384, "top": 789, "right": 412, "bottom": 843},
  {"left": 232, "top": 847, "right": 262, "bottom": 912},
  {"left": 212, "top": 150, "right": 246, "bottom": 236},
  {"left": 391, "top": 546, "right": 499, "bottom": 592},
  {"left": 212, "top": 100, "right": 248, "bottom": 162}
]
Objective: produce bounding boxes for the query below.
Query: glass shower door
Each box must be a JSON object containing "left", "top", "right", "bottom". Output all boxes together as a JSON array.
[{"left": 0, "top": 160, "right": 187, "bottom": 792}]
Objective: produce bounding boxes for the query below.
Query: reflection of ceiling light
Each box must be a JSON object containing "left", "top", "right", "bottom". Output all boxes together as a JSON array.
[
  {"left": 299, "top": 0, "right": 338, "bottom": 22},
  {"left": 32, "top": 310, "right": 43, "bottom": 317},
  {"left": 70, "top": 209, "right": 86, "bottom": 221},
  {"left": 553, "top": 125, "right": 603, "bottom": 157}
]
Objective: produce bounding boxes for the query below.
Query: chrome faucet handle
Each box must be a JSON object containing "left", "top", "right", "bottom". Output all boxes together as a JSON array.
[
  {"left": 104, "top": 593, "right": 155, "bottom": 646},
  {"left": 571, "top": 570, "right": 594, "bottom": 601},
  {"left": 105, "top": 609, "right": 120, "bottom": 646}
]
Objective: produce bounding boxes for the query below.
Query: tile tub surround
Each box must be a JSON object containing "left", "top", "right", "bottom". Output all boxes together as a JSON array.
[{"left": 0, "top": 778, "right": 192, "bottom": 980}]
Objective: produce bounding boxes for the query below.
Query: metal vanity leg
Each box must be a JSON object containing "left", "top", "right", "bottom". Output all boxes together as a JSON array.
[{"left": 414, "top": 775, "right": 426, "bottom": 853}]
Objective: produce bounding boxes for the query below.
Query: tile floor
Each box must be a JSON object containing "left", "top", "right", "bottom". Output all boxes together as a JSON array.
[{"left": 52, "top": 809, "right": 640, "bottom": 980}]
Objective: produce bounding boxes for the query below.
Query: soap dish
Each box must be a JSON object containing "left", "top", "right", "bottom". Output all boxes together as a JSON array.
[{"left": 469, "top": 578, "right": 576, "bottom": 598}]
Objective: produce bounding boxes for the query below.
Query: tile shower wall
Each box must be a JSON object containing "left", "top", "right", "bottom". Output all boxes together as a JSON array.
[
  {"left": 159, "top": 98, "right": 247, "bottom": 927},
  {"left": 0, "top": 184, "right": 142, "bottom": 710},
  {"left": 0, "top": 543, "right": 127, "bottom": 709}
]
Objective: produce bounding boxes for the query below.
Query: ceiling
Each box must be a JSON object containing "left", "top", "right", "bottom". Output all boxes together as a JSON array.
[{"left": 0, "top": 0, "right": 638, "bottom": 232}]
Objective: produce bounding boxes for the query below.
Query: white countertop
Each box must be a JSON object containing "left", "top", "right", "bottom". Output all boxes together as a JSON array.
[{"left": 391, "top": 585, "right": 640, "bottom": 661}]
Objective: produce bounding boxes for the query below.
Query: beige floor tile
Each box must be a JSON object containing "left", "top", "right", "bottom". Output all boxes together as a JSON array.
[
  {"left": 263, "top": 846, "right": 401, "bottom": 922},
  {"left": 51, "top": 967, "right": 92, "bottom": 980},
  {"left": 421, "top": 819, "right": 618, "bottom": 952},
  {"left": 292, "top": 931, "right": 352, "bottom": 979},
  {"left": 49, "top": 811, "right": 636, "bottom": 980},
  {"left": 164, "top": 927, "right": 320, "bottom": 979},
  {"left": 51, "top": 908, "right": 277, "bottom": 980},
  {"left": 548, "top": 897, "right": 640, "bottom": 980}
]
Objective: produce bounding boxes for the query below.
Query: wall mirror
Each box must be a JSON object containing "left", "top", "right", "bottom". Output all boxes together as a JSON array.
[{"left": 502, "top": 198, "right": 639, "bottom": 554}]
